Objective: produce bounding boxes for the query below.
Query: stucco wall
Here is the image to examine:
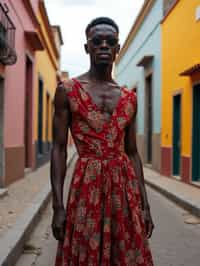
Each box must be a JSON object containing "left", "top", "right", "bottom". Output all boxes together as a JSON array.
[
  {"left": 115, "top": 0, "right": 162, "bottom": 135},
  {"left": 34, "top": 51, "right": 57, "bottom": 143},
  {"left": 3, "top": 0, "right": 36, "bottom": 147},
  {"left": 161, "top": 0, "right": 200, "bottom": 156},
  {"left": 33, "top": 5, "right": 58, "bottom": 145}
]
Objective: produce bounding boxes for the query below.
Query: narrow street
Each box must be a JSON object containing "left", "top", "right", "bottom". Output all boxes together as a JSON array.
[
  {"left": 16, "top": 156, "right": 200, "bottom": 266},
  {"left": 1, "top": 1, "right": 200, "bottom": 266}
]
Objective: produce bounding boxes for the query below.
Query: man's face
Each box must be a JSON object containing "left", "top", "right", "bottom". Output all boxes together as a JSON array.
[{"left": 85, "top": 24, "right": 120, "bottom": 66}]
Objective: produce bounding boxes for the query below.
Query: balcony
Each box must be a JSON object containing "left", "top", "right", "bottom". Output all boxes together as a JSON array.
[{"left": 0, "top": 3, "right": 17, "bottom": 65}]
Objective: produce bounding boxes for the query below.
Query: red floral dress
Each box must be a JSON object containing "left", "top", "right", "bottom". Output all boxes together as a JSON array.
[{"left": 55, "top": 78, "right": 153, "bottom": 266}]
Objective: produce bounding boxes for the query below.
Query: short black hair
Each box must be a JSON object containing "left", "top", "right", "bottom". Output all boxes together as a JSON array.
[{"left": 86, "top": 17, "right": 119, "bottom": 36}]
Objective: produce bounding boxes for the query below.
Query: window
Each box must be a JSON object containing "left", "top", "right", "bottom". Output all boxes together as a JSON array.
[{"left": 0, "top": 3, "right": 17, "bottom": 65}]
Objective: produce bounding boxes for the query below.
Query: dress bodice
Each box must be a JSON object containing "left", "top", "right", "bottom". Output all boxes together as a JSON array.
[{"left": 62, "top": 78, "right": 137, "bottom": 159}]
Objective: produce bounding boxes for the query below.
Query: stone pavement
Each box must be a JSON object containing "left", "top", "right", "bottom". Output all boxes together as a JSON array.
[
  {"left": 1, "top": 150, "right": 199, "bottom": 265},
  {"left": 144, "top": 167, "right": 200, "bottom": 218},
  {"left": 16, "top": 159, "right": 200, "bottom": 266},
  {"left": 16, "top": 155, "right": 78, "bottom": 266},
  {"left": 0, "top": 145, "right": 77, "bottom": 266}
]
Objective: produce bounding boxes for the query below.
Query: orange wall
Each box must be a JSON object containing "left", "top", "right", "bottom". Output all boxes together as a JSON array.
[
  {"left": 161, "top": 0, "right": 200, "bottom": 156},
  {"left": 33, "top": 8, "right": 58, "bottom": 143}
]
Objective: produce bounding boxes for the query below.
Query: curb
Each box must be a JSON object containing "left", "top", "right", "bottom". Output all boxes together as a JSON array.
[
  {"left": 145, "top": 179, "right": 200, "bottom": 218},
  {"left": 0, "top": 150, "right": 77, "bottom": 266}
]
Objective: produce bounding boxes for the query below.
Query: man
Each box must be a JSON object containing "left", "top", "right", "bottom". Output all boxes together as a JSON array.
[{"left": 51, "top": 17, "right": 154, "bottom": 265}]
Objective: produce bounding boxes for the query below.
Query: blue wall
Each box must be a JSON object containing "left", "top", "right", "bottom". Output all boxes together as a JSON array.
[{"left": 115, "top": 0, "right": 162, "bottom": 135}]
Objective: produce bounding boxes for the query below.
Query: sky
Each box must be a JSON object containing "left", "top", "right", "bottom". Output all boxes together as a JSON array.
[{"left": 45, "top": 0, "right": 145, "bottom": 77}]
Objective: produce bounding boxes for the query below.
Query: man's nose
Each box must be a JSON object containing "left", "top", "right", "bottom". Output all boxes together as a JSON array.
[{"left": 100, "top": 40, "right": 109, "bottom": 49}]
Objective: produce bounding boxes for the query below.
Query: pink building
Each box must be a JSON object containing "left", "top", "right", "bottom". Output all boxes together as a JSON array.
[{"left": 0, "top": 0, "right": 44, "bottom": 186}]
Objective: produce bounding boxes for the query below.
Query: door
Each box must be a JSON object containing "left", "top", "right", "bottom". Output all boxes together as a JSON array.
[
  {"left": 24, "top": 56, "right": 33, "bottom": 168},
  {"left": 38, "top": 79, "right": 43, "bottom": 155},
  {"left": 45, "top": 93, "right": 50, "bottom": 152},
  {"left": 173, "top": 95, "right": 181, "bottom": 176},
  {"left": 0, "top": 77, "right": 4, "bottom": 187},
  {"left": 145, "top": 75, "right": 152, "bottom": 164},
  {"left": 134, "top": 87, "right": 138, "bottom": 132},
  {"left": 192, "top": 84, "right": 200, "bottom": 181}
]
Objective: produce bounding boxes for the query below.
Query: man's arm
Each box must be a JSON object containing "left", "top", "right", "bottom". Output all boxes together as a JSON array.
[
  {"left": 50, "top": 83, "right": 71, "bottom": 241},
  {"left": 125, "top": 108, "right": 154, "bottom": 238}
]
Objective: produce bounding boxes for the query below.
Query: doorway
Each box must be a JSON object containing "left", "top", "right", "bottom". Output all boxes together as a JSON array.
[
  {"left": 24, "top": 56, "right": 33, "bottom": 168},
  {"left": 173, "top": 94, "right": 181, "bottom": 176},
  {"left": 145, "top": 75, "right": 152, "bottom": 164},
  {"left": 38, "top": 79, "right": 43, "bottom": 155},
  {"left": 0, "top": 77, "right": 4, "bottom": 187},
  {"left": 45, "top": 93, "right": 50, "bottom": 152},
  {"left": 133, "top": 87, "right": 138, "bottom": 132},
  {"left": 192, "top": 84, "right": 200, "bottom": 181}
]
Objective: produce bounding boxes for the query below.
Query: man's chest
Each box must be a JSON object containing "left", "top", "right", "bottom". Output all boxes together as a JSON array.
[{"left": 85, "top": 84, "right": 121, "bottom": 115}]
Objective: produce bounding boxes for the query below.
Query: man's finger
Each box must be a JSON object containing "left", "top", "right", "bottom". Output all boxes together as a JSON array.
[
  {"left": 53, "top": 227, "right": 62, "bottom": 241},
  {"left": 146, "top": 223, "right": 154, "bottom": 239},
  {"left": 53, "top": 230, "right": 58, "bottom": 240},
  {"left": 57, "top": 225, "right": 65, "bottom": 241},
  {"left": 145, "top": 220, "right": 149, "bottom": 238},
  {"left": 53, "top": 228, "right": 60, "bottom": 240}
]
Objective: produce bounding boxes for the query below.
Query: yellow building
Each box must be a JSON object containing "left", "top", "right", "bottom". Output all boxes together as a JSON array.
[
  {"left": 161, "top": 0, "right": 200, "bottom": 184},
  {"left": 34, "top": 0, "right": 63, "bottom": 167}
]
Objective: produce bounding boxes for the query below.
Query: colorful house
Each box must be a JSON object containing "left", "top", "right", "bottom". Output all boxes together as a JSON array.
[
  {"left": 0, "top": 0, "right": 63, "bottom": 186},
  {"left": 115, "top": 0, "right": 163, "bottom": 172},
  {"left": 161, "top": 0, "right": 200, "bottom": 185},
  {"left": 33, "top": 0, "right": 63, "bottom": 167},
  {"left": 0, "top": 1, "right": 17, "bottom": 186},
  {"left": 0, "top": 0, "right": 43, "bottom": 186}
]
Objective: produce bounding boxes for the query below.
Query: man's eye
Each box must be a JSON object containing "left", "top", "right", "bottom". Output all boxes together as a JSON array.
[
  {"left": 92, "top": 37, "right": 102, "bottom": 46},
  {"left": 107, "top": 37, "right": 118, "bottom": 46}
]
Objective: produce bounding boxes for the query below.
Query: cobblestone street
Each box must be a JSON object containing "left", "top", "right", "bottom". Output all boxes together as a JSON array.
[{"left": 16, "top": 156, "right": 200, "bottom": 266}]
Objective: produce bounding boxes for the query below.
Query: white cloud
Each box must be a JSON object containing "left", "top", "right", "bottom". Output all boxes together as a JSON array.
[{"left": 45, "top": 0, "right": 144, "bottom": 77}]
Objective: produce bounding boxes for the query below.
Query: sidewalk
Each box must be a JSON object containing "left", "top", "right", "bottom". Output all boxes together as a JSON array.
[
  {"left": 0, "top": 145, "right": 77, "bottom": 266},
  {"left": 144, "top": 167, "right": 200, "bottom": 218}
]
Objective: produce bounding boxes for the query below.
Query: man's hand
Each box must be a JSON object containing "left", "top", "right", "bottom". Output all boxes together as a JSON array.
[
  {"left": 143, "top": 208, "right": 154, "bottom": 239},
  {"left": 52, "top": 208, "right": 66, "bottom": 242}
]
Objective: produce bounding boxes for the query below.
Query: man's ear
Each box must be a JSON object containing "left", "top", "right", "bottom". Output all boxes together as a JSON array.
[{"left": 84, "top": 43, "right": 89, "bottom": 54}]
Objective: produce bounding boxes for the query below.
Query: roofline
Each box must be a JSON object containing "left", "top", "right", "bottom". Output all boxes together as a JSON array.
[
  {"left": 52, "top": 25, "right": 64, "bottom": 45},
  {"left": 161, "top": 0, "right": 180, "bottom": 24},
  {"left": 116, "top": 0, "right": 155, "bottom": 65},
  {"left": 22, "top": 0, "right": 40, "bottom": 28},
  {"left": 39, "top": 0, "right": 59, "bottom": 59}
]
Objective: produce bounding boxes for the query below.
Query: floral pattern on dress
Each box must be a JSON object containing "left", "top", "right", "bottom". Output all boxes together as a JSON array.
[{"left": 55, "top": 79, "right": 154, "bottom": 266}]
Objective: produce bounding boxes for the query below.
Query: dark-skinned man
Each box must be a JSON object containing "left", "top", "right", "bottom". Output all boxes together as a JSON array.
[{"left": 51, "top": 17, "right": 154, "bottom": 266}]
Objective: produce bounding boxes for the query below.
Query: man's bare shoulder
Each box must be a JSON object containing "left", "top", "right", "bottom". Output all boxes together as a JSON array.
[
  {"left": 111, "top": 80, "right": 121, "bottom": 90},
  {"left": 75, "top": 73, "right": 90, "bottom": 84},
  {"left": 55, "top": 79, "right": 75, "bottom": 110},
  {"left": 111, "top": 79, "right": 120, "bottom": 86},
  {"left": 58, "top": 79, "right": 74, "bottom": 92}
]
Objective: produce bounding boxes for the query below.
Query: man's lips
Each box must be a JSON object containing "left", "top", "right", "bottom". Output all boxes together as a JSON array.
[{"left": 97, "top": 53, "right": 111, "bottom": 58}]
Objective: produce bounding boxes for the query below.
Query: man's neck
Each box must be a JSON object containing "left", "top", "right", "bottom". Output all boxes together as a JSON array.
[{"left": 88, "top": 64, "right": 113, "bottom": 82}]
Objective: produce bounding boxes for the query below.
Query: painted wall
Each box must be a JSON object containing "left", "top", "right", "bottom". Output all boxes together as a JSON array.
[
  {"left": 162, "top": 0, "right": 200, "bottom": 157},
  {"left": 34, "top": 51, "right": 56, "bottom": 142},
  {"left": 161, "top": 0, "right": 200, "bottom": 182},
  {"left": 0, "top": 0, "right": 38, "bottom": 185},
  {"left": 115, "top": 0, "right": 162, "bottom": 135},
  {"left": 3, "top": 0, "right": 35, "bottom": 147},
  {"left": 33, "top": 2, "right": 59, "bottom": 166}
]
